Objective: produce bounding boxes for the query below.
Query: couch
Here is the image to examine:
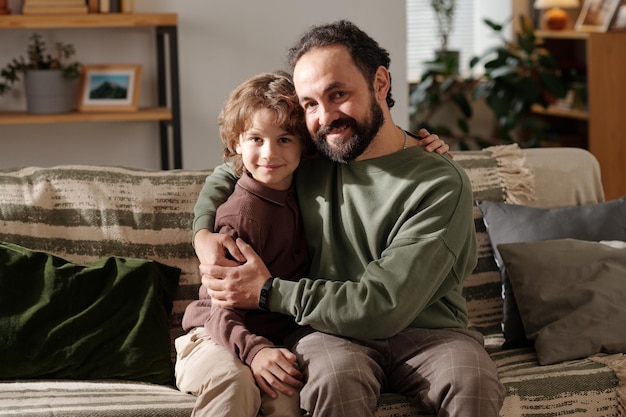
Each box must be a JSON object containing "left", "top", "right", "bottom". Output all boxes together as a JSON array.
[{"left": 0, "top": 145, "right": 624, "bottom": 417}]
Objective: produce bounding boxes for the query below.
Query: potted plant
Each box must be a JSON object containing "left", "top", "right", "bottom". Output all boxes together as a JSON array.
[
  {"left": 408, "top": 58, "right": 478, "bottom": 149},
  {"left": 470, "top": 15, "right": 568, "bottom": 145},
  {"left": 0, "top": 33, "right": 81, "bottom": 114},
  {"left": 431, "top": 0, "right": 459, "bottom": 75},
  {"left": 410, "top": 14, "right": 568, "bottom": 148}
]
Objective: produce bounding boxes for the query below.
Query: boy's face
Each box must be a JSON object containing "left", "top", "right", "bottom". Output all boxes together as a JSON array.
[{"left": 236, "top": 108, "right": 302, "bottom": 191}]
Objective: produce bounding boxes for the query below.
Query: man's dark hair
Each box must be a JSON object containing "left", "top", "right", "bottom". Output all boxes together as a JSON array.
[{"left": 287, "top": 19, "right": 395, "bottom": 109}]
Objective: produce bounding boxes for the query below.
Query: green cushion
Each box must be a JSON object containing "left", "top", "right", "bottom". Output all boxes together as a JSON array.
[{"left": 0, "top": 242, "right": 180, "bottom": 385}]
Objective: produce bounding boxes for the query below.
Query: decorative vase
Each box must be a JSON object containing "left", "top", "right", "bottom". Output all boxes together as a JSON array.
[{"left": 24, "top": 69, "right": 79, "bottom": 114}]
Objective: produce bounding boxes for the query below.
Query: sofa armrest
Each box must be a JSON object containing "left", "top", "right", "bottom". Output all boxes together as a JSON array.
[{"left": 518, "top": 148, "right": 605, "bottom": 208}]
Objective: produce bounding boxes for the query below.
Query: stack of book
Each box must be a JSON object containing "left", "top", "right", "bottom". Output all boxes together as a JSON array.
[{"left": 22, "top": 0, "right": 89, "bottom": 15}]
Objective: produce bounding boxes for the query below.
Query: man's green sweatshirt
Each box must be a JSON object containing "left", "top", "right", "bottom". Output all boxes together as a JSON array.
[{"left": 193, "top": 145, "right": 477, "bottom": 340}]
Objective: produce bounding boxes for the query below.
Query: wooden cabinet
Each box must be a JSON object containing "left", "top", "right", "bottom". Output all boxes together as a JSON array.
[
  {"left": 0, "top": 13, "right": 182, "bottom": 169},
  {"left": 533, "top": 30, "right": 626, "bottom": 200}
]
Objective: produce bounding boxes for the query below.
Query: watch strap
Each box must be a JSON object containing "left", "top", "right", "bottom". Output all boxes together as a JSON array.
[{"left": 259, "top": 277, "right": 275, "bottom": 311}]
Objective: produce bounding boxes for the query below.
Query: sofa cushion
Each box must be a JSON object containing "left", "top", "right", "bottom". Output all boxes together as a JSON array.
[
  {"left": 0, "top": 380, "right": 195, "bottom": 417},
  {"left": 0, "top": 165, "right": 212, "bottom": 357},
  {"left": 0, "top": 242, "right": 180, "bottom": 385},
  {"left": 498, "top": 239, "right": 626, "bottom": 365},
  {"left": 491, "top": 347, "right": 622, "bottom": 417},
  {"left": 453, "top": 144, "right": 534, "bottom": 336},
  {"left": 477, "top": 197, "right": 626, "bottom": 348}
]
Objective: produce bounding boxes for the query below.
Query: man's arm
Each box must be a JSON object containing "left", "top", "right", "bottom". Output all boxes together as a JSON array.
[
  {"left": 204, "top": 163, "right": 477, "bottom": 340},
  {"left": 193, "top": 164, "right": 247, "bottom": 264},
  {"left": 193, "top": 163, "right": 238, "bottom": 237},
  {"left": 194, "top": 131, "right": 449, "bottom": 264},
  {"left": 193, "top": 131, "right": 448, "bottom": 238}
]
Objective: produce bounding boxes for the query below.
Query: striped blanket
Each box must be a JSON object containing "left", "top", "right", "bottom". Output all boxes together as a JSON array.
[{"left": 0, "top": 145, "right": 623, "bottom": 417}]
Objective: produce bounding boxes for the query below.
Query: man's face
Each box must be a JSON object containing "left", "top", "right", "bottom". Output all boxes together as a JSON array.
[{"left": 293, "top": 45, "right": 384, "bottom": 163}]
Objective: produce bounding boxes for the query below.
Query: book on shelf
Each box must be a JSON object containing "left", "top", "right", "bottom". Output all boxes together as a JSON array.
[
  {"left": 121, "top": 0, "right": 134, "bottom": 13},
  {"left": 22, "top": 0, "right": 89, "bottom": 14},
  {"left": 23, "top": 0, "right": 87, "bottom": 6},
  {"left": 22, "top": 5, "right": 89, "bottom": 14},
  {"left": 88, "top": 0, "right": 99, "bottom": 13}
]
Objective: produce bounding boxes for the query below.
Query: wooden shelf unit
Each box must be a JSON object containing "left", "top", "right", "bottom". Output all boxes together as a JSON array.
[
  {"left": 0, "top": 13, "right": 177, "bottom": 28},
  {"left": 530, "top": 104, "right": 588, "bottom": 121},
  {"left": 0, "top": 107, "right": 172, "bottom": 124},
  {"left": 0, "top": 13, "right": 182, "bottom": 170},
  {"left": 534, "top": 29, "right": 626, "bottom": 200}
]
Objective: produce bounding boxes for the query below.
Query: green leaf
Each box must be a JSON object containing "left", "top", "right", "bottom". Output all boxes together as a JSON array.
[
  {"left": 452, "top": 91, "right": 472, "bottom": 118},
  {"left": 539, "top": 71, "right": 568, "bottom": 98},
  {"left": 488, "top": 65, "right": 518, "bottom": 79},
  {"left": 483, "top": 18, "right": 503, "bottom": 32},
  {"left": 457, "top": 117, "right": 469, "bottom": 134}
]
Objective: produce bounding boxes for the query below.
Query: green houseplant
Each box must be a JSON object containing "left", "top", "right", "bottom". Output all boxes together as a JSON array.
[
  {"left": 410, "top": 14, "right": 567, "bottom": 148},
  {"left": 408, "top": 57, "right": 476, "bottom": 148},
  {"left": 470, "top": 15, "right": 567, "bottom": 145},
  {"left": 409, "top": 0, "right": 474, "bottom": 147},
  {"left": 431, "top": 0, "right": 459, "bottom": 74},
  {"left": 0, "top": 33, "right": 81, "bottom": 113},
  {"left": 432, "top": 0, "right": 455, "bottom": 52}
]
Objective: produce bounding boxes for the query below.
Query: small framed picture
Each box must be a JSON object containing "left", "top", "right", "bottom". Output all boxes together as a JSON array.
[
  {"left": 575, "top": 0, "right": 621, "bottom": 32},
  {"left": 612, "top": 3, "right": 626, "bottom": 29},
  {"left": 78, "top": 65, "right": 142, "bottom": 112}
]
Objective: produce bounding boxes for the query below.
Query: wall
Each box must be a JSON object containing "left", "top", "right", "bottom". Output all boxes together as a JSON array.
[{"left": 0, "top": 0, "right": 407, "bottom": 170}]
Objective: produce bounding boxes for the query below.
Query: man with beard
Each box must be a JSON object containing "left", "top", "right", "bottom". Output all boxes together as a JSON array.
[{"left": 194, "top": 20, "right": 505, "bottom": 417}]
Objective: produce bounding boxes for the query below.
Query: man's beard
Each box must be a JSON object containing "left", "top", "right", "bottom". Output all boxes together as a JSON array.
[{"left": 312, "top": 97, "right": 384, "bottom": 163}]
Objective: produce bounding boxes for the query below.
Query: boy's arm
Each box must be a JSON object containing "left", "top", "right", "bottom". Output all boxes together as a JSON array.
[{"left": 204, "top": 306, "right": 273, "bottom": 366}]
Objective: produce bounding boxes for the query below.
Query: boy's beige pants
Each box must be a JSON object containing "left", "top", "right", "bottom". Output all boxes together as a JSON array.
[{"left": 175, "top": 327, "right": 301, "bottom": 417}]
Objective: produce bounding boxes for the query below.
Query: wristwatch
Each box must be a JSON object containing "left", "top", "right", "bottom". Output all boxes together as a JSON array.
[{"left": 258, "top": 277, "right": 275, "bottom": 311}]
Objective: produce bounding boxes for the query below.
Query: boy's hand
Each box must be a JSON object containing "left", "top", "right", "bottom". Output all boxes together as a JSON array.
[
  {"left": 194, "top": 229, "right": 245, "bottom": 266},
  {"left": 250, "top": 347, "right": 303, "bottom": 398},
  {"left": 417, "top": 128, "right": 454, "bottom": 158}
]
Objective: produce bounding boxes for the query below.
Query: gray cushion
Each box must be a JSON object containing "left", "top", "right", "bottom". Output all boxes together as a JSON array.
[
  {"left": 497, "top": 239, "right": 626, "bottom": 365},
  {"left": 477, "top": 197, "right": 626, "bottom": 348}
]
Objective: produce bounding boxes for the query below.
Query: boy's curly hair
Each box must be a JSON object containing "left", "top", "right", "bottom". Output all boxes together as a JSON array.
[{"left": 218, "top": 70, "right": 313, "bottom": 177}]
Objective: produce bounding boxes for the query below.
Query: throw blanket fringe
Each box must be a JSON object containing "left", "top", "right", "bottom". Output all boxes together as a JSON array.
[
  {"left": 486, "top": 144, "right": 535, "bottom": 204},
  {"left": 591, "top": 354, "right": 626, "bottom": 417}
]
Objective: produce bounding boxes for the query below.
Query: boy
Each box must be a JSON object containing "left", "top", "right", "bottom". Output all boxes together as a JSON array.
[{"left": 176, "top": 71, "right": 311, "bottom": 417}]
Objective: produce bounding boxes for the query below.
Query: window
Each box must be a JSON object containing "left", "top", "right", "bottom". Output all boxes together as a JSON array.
[{"left": 406, "top": 0, "right": 513, "bottom": 83}]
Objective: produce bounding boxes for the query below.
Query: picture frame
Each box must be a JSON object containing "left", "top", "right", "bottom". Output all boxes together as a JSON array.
[
  {"left": 612, "top": 2, "right": 626, "bottom": 29},
  {"left": 78, "top": 64, "right": 142, "bottom": 112},
  {"left": 575, "top": 0, "right": 621, "bottom": 32}
]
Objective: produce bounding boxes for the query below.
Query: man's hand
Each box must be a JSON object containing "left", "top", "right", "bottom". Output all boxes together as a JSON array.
[
  {"left": 417, "top": 128, "right": 454, "bottom": 158},
  {"left": 201, "top": 238, "right": 271, "bottom": 309},
  {"left": 250, "top": 347, "right": 303, "bottom": 399}
]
